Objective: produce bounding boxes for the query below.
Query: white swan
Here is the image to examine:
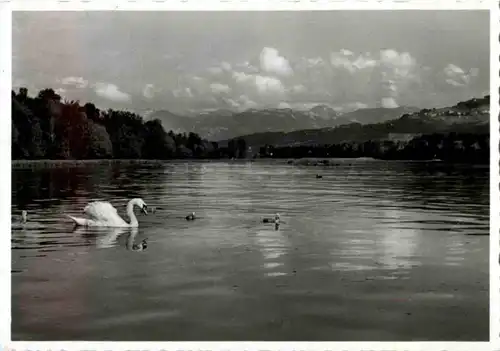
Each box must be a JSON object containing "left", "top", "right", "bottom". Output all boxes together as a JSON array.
[
  {"left": 11, "top": 210, "right": 28, "bottom": 230},
  {"left": 67, "top": 198, "right": 148, "bottom": 228}
]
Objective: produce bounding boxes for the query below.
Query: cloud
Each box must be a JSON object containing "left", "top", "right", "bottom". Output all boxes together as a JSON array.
[
  {"left": 207, "top": 67, "right": 224, "bottom": 75},
  {"left": 235, "top": 61, "right": 259, "bottom": 73},
  {"left": 143, "top": 83, "right": 155, "bottom": 99},
  {"left": 210, "top": 82, "right": 231, "bottom": 94},
  {"left": 306, "top": 57, "right": 326, "bottom": 67},
  {"left": 172, "top": 87, "right": 194, "bottom": 98},
  {"left": 340, "top": 49, "right": 354, "bottom": 56},
  {"left": 349, "top": 102, "right": 369, "bottom": 110},
  {"left": 59, "top": 76, "right": 88, "bottom": 88},
  {"left": 289, "top": 84, "right": 307, "bottom": 94},
  {"left": 254, "top": 75, "right": 286, "bottom": 95},
  {"left": 381, "top": 97, "right": 399, "bottom": 108},
  {"left": 237, "top": 95, "right": 258, "bottom": 109},
  {"left": 105, "top": 46, "right": 484, "bottom": 113},
  {"left": 223, "top": 95, "right": 258, "bottom": 111},
  {"left": 232, "top": 70, "right": 286, "bottom": 96},
  {"left": 352, "top": 56, "right": 378, "bottom": 70},
  {"left": 54, "top": 87, "right": 66, "bottom": 97},
  {"left": 259, "top": 47, "right": 293, "bottom": 76},
  {"left": 379, "top": 50, "right": 418, "bottom": 82},
  {"left": 445, "top": 78, "right": 465, "bottom": 87},
  {"left": 221, "top": 62, "right": 232, "bottom": 71},
  {"left": 380, "top": 49, "right": 415, "bottom": 68},
  {"left": 443, "top": 63, "right": 478, "bottom": 87},
  {"left": 331, "top": 101, "right": 370, "bottom": 113},
  {"left": 330, "top": 50, "right": 377, "bottom": 73},
  {"left": 232, "top": 71, "right": 253, "bottom": 83},
  {"left": 94, "top": 83, "right": 130, "bottom": 102}
]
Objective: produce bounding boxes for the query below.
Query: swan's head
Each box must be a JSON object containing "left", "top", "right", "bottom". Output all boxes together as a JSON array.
[
  {"left": 132, "top": 198, "right": 148, "bottom": 215},
  {"left": 21, "top": 210, "right": 27, "bottom": 223}
]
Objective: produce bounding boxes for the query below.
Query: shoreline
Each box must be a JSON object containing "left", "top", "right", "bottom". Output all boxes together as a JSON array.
[{"left": 11, "top": 158, "right": 489, "bottom": 169}]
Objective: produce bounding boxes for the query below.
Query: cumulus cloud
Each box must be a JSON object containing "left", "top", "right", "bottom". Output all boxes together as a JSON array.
[
  {"left": 254, "top": 75, "right": 286, "bottom": 95},
  {"left": 443, "top": 63, "right": 478, "bottom": 87},
  {"left": 238, "top": 95, "right": 258, "bottom": 109},
  {"left": 340, "top": 49, "right": 354, "bottom": 56},
  {"left": 232, "top": 70, "right": 286, "bottom": 96},
  {"left": 94, "top": 83, "right": 130, "bottom": 102},
  {"left": 223, "top": 95, "right": 258, "bottom": 111},
  {"left": 187, "top": 48, "right": 426, "bottom": 111},
  {"left": 127, "top": 46, "right": 483, "bottom": 113},
  {"left": 259, "top": 47, "right": 293, "bottom": 76},
  {"left": 235, "top": 61, "right": 259, "bottom": 73},
  {"left": 59, "top": 76, "right": 88, "bottom": 88},
  {"left": 232, "top": 71, "right": 253, "bottom": 84},
  {"left": 330, "top": 50, "right": 377, "bottom": 73},
  {"left": 379, "top": 49, "right": 417, "bottom": 82},
  {"left": 306, "top": 57, "right": 326, "bottom": 67},
  {"left": 381, "top": 97, "right": 399, "bottom": 108},
  {"left": 210, "top": 82, "right": 231, "bottom": 95},
  {"left": 54, "top": 87, "right": 66, "bottom": 97},
  {"left": 143, "top": 83, "right": 155, "bottom": 99}
]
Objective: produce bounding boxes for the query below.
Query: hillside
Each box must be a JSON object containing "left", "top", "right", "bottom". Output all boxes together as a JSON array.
[
  {"left": 221, "top": 95, "right": 490, "bottom": 149},
  {"left": 148, "top": 105, "right": 419, "bottom": 141}
]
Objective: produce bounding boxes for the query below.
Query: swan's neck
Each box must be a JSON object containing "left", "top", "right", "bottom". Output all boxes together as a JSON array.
[{"left": 126, "top": 202, "right": 139, "bottom": 227}]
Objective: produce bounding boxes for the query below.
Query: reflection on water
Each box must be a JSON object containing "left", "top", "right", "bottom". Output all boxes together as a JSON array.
[
  {"left": 255, "top": 225, "right": 290, "bottom": 277},
  {"left": 11, "top": 160, "right": 489, "bottom": 341}
]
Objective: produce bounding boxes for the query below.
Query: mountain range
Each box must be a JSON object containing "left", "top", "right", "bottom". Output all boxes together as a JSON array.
[
  {"left": 221, "top": 95, "right": 490, "bottom": 149},
  {"left": 146, "top": 105, "right": 420, "bottom": 141}
]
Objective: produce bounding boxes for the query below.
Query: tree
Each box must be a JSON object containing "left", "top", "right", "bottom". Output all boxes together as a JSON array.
[
  {"left": 86, "top": 120, "right": 113, "bottom": 158},
  {"left": 236, "top": 138, "right": 247, "bottom": 158},
  {"left": 142, "top": 119, "right": 176, "bottom": 159}
]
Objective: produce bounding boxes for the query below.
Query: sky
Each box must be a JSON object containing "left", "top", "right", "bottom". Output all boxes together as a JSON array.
[{"left": 12, "top": 11, "right": 490, "bottom": 114}]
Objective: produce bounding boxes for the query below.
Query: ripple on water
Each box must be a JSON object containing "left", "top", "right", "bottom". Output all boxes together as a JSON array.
[{"left": 10, "top": 161, "right": 489, "bottom": 341}]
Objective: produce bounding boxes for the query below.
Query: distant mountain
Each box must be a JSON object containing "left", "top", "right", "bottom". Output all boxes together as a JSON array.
[
  {"left": 147, "top": 105, "right": 420, "bottom": 141},
  {"left": 221, "top": 95, "right": 490, "bottom": 148}
]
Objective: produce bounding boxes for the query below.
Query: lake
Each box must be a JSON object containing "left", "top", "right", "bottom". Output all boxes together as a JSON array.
[{"left": 11, "top": 159, "right": 489, "bottom": 341}]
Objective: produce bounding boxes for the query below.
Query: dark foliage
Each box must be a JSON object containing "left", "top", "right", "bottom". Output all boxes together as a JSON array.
[{"left": 11, "top": 88, "right": 244, "bottom": 160}]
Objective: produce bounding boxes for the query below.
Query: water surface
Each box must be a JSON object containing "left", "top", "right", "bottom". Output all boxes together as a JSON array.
[{"left": 11, "top": 160, "right": 489, "bottom": 341}]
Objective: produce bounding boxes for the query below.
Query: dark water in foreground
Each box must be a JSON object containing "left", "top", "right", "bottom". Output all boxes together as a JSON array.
[{"left": 11, "top": 160, "right": 489, "bottom": 341}]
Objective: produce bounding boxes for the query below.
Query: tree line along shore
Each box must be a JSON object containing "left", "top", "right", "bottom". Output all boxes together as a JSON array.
[{"left": 12, "top": 87, "right": 489, "bottom": 164}]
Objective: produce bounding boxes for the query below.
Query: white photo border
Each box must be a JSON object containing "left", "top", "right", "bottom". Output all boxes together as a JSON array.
[{"left": 1, "top": 1, "right": 498, "bottom": 350}]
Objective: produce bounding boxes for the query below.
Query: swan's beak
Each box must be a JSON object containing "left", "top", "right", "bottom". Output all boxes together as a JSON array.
[{"left": 141, "top": 205, "right": 148, "bottom": 215}]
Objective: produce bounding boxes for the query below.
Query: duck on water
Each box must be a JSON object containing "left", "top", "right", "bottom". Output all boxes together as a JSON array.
[
  {"left": 11, "top": 210, "right": 28, "bottom": 230},
  {"left": 12, "top": 210, "right": 45, "bottom": 230},
  {"left": 263, "top": 213, "right": 281, "bottom": 224}
]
